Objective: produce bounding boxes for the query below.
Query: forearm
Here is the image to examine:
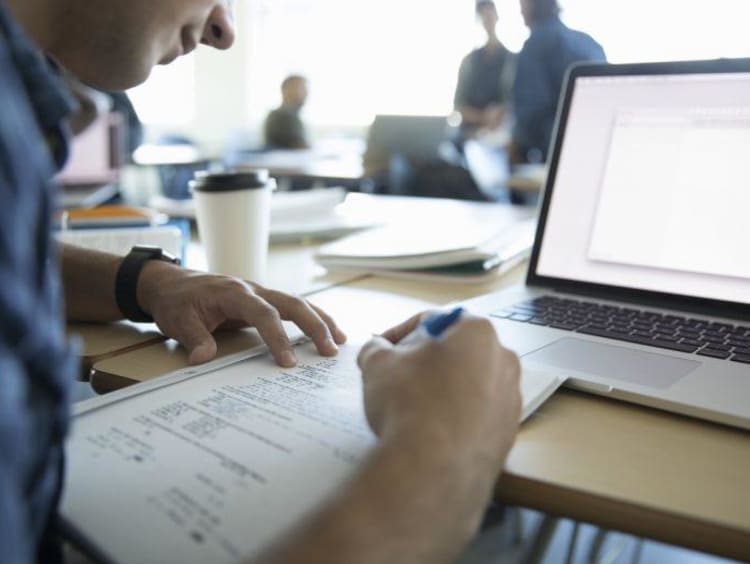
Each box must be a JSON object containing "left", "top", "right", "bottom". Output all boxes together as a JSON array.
[
  {"left": 60, "top": 243, "right": 124, "bottom": 322},
  {"left": 458, "top": 106, "right": 486, "bottom": 127},
  {"left": 253, "top": 430, "right": 501, "bottom": 564}
]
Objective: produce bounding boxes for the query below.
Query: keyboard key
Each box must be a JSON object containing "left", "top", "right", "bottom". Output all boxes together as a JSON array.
[
  {"left": 698, "top": 348, "right": 732, "bottom": 360},
  {"left": 701, "top": 335, "right": 727, "bottom": 345},
  {"left": 731, "top": 354, "right": 750, "bottom": 364},
  {"left": 632, "top": 330, "right": 655, "bottom": 339},
  {"left": 675, "top": 330, "right": 701, "bottom": 339},
  {"left": 577, "top": 326, "right": 699, "bottom": 353},
  {"left": 550, "top": 321, "right": 582, "bottom": 331},
  {"left": 655, "top": 334, "right": 679, "bottom": 343},
  {"left": 510, "top": 313, "right": 533, "bottom": 322},
  {"left": 732, "top": 347, "right": 750, "bottom": 356},
  {"left": 529, "top": 317, "right": 550, "bottom": 326},
  {"left": 491, "top": 310, "right": 514, "bottom": 319}
]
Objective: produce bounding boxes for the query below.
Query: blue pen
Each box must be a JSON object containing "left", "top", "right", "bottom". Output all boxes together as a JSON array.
[{"left": 400, "top": 307, "right": 465, "bottom": 345}]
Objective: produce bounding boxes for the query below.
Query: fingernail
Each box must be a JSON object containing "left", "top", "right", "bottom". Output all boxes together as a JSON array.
[
  {"left": 280, "top": 351, "right": 297, "bottom": 367},
  {"left": 326, "top": 338, "right": 339, "bottom": 354}
]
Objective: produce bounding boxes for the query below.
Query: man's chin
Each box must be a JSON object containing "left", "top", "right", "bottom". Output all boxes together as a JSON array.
[{"left": 76, "top": 64, "right": 154, "bottom": 92}]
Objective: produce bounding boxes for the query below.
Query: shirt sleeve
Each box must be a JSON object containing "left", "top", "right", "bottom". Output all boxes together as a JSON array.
[
  {"left": 512, "top": 40, "right": 556, "bottom": 156},
  {"left": 0, "top": 344, "right": 34, "bottom": 564},
  {"left": 264, "top": 110, "right": 308, "bottom": 149},
  {"left": 454, "top": 55, "right": 472, "bottom": 110}
]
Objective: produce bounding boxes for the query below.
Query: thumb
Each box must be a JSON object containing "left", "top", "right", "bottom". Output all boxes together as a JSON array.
[
  {"left": 357, "top": 335, "right": 394, "bottom": 371},
  {"left": 174, "top": 313, "right": 218, "bottom": 365}
]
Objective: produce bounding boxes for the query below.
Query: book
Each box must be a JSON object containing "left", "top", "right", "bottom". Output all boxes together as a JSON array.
[
  {"left": 148, "top": 188, "right": 381, "bottom": 244},
  {"left": 55, "top": 225, "right": 185, "bottom": 262},
  {"left": 56, "top": 205, "right": 168, "bottom": 230},
  {"left": 61, "top": 338, "right": 564, "bottom": 564},
  {"left": 315, "top": 217, "right": 536, "bottom": 281}
]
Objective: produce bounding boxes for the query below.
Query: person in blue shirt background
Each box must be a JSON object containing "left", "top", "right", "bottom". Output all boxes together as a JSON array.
[
  {"left": 512, "top": 0, "right": 606, "bottom": 163},
  {"left": 0, "top": 0, "right": 522, "bottom": 562},
  {"left": 454, "top": 1, "right": 516, "bottom": 136}
]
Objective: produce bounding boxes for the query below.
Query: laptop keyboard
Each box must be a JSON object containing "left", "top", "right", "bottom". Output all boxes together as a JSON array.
[{"left": 492, "top": 296, "right": 750, "bottom": 364}]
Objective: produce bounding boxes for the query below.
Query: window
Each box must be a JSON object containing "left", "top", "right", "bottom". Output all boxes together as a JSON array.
[
  {"left": 129, "top": 0, "right": 750, "bottom": 135},
  {"left": 128, "top": 55, "right": 196, "bottom": 126}
]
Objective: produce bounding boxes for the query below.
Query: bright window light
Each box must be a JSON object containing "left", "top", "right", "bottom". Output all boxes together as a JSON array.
[
  {"left": 127, "top": 1, "right": 750, "bottom": 130},
  {"left": 128, "top": 55, "right": 196, "bottom": 126}
]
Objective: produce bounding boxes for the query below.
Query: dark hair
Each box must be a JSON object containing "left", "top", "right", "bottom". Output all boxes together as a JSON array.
[
  {"left": 475, "top": 1, "right": 497, "bottom": 15},
  {"left": 281, "top": 75, "right": 306, "bottom": 91},
  {"left": 527, "top": 0, "right": 560, "bottom": 20}
]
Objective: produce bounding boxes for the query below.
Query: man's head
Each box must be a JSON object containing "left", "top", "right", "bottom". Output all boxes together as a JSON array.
[
  {"left": 476, "top": 1, "right": 499, "bottom": 37},
  {"left": 42, "top": 0, "right": 235, "bottom": 91},
  {"left": 520, "top": 0, "right": 560, "bottom": 27},
  {"left": 281, "top": 75, "right": 308, "bottom": 109}
]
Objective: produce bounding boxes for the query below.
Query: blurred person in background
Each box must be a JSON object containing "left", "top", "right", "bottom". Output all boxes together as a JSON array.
[
  {"left": 454, "top": 1, "right": 516, "bottom": 137},
  {"left": 512, "top": 0, "right": 606, "bottom": 163},
  {"left": 264, "top": 74, "right": 310, "bottom": 149}
]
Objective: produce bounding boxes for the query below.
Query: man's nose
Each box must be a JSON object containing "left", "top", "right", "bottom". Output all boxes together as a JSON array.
[{"left": 201, "top": 2, "right": 235, "bottom": 50}]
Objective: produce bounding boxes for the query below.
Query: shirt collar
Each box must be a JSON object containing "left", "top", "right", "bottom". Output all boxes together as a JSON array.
[{"left": 0, "top": 4, "right": 77, "bottom": 169}]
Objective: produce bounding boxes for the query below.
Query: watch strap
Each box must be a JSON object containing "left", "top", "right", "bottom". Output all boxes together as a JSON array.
[{"left": 115, "top": 246, "right": 180, "bottom": 322}]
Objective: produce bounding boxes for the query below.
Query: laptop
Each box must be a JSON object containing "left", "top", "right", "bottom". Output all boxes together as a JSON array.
[
  {"left": 362, "top": 114, "right": 448, "bottom": 177},
  {"left": 463, "top": 59, "right": 750, "bottom": 430},
  {"left": 56, "top": 113, "right": 123, "bottom": 209}
]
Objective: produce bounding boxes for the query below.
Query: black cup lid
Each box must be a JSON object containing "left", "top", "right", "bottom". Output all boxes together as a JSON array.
[{"left": 190, "top": 169, "right": 270, "bottom": 193}]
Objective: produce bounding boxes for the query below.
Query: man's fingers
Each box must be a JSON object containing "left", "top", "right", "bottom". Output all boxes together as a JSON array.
[
  {"left": 310, "top": 303, "right": 347, "bottom": 345},
  {"left": 176, "top": 313, "right": 219, "bottom": 365},
  {"left": 357, "top": 335, "right": 394, "bottom": 371},
  {"left": 380, "top": 311, "right": 445, "bottom": 344},
  {"left": 247, "top": 302, "right": 297, "bottom": 367},
  {"left": 257, "top": 290, "right": 343, "bottom": 357}
]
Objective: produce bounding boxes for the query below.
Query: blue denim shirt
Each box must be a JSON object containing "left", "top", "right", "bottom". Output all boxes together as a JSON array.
[
  {"left": 0, "top": 5, "right": 78, "bottom": 563},
  {"left": 513, "top": 16, "right": 606, "bottom": 162}
]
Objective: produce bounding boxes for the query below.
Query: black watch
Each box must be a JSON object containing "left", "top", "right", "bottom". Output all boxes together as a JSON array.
[{"left": 115, "top": 245, "right": 181, "bottom": 322}]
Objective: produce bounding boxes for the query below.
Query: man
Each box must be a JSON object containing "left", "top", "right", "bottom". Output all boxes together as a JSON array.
[
  {"left": 454, "top": 1, "right": 516, "bottom": 135},
  {"left": 512, "top": 0, "right": 606, "bottom": 163},
  {"left": 0, "top": 1, "right": 522, "bottom": 563},
  {"left": 264, "top": 75, "right": 310, "bottom": 149}
]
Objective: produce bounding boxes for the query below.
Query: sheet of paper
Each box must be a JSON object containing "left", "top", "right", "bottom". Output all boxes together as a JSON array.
[
  {"left": 62, "top": 342, "right": 376, "bottom": 564},
  {"left": 62, "top": 338, "right": 564, "bottom": 564}
]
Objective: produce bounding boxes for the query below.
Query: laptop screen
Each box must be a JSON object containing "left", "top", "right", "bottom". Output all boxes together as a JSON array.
[{"left": 535, "top": 68, "right": 750, "bottom": 307}]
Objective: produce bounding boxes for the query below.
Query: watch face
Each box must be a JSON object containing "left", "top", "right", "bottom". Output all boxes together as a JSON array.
[{"left": 132, "top": 245, "right": 180, "bottom": 265}]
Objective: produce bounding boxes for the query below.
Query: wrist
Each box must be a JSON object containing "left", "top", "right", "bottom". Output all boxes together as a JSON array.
[
  {"left": 379, "top": 417, "right": 503, "bottom": 482},
  {"left": 114, "top": 245, "right": 182, "bottom": 322},
  {"left": 135, "top": 259, "right": 183, "bottom": 319}
]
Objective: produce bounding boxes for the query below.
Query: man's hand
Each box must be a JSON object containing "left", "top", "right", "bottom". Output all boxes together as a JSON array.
[
  {"left": 251, "top": 313, "right": 521, "bottom": 564},
  {"left": 358, "top": 312, "right": 521, "bottom": 471},
  {"left": 137, "top": 261, "right": 346, "bottom": 367}
]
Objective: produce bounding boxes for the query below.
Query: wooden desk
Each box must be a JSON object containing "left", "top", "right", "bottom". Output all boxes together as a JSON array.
[
  {"left": 78, "top": 221, "right": 750, "bottom": 561},
  {"left": 339, "top": 274, "right": 750, "bottom": 562},
  {"left": 86, "top": 272, "right": 750, "bottom": 560},
  {"left": 67, "top": 321, "right": 163, "bottom": 381}
]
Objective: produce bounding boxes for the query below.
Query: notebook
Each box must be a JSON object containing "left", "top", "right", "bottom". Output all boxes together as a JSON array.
[
  {"left": 315, "top": 211, "right": 536, "bottom": 282},
  {"left": 61, "top": 337, "right": 563, "bottom": 564}
]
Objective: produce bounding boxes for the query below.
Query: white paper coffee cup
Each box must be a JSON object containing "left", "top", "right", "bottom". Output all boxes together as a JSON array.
[{"left": 191, "top": 170, "right": 274, "bottom": 283}]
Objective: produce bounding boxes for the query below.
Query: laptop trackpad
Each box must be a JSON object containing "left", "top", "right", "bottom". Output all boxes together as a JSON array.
[{"left": 523, "top": 338, "right": 700, "bottom": 389}]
